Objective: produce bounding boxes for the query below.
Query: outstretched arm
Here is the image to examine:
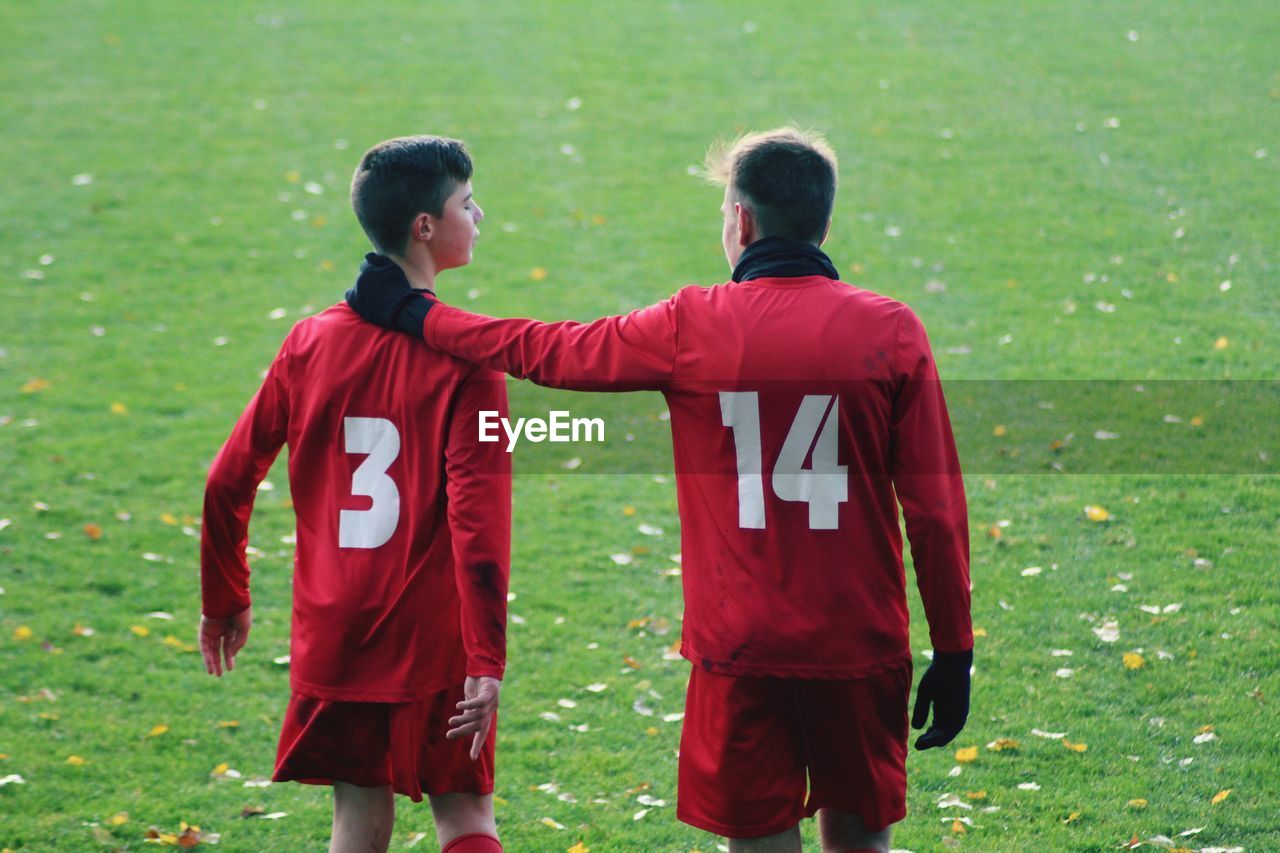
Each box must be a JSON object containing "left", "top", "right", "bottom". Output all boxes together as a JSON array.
[{"left": 346, "top": 254, "right": 677, "bottom": 391}]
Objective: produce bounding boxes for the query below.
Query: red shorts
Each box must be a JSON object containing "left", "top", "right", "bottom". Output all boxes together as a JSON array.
[
  {"left": 273, "top": 685, "right": 495, "bottom": 802},
  {"left": 677, "top": 664, "right": 910, "bottom": 838}
]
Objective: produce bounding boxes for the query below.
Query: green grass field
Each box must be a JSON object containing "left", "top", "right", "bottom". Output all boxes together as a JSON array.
[{"left": 2, "top": 1, "right": 1278, "bottom": 850}]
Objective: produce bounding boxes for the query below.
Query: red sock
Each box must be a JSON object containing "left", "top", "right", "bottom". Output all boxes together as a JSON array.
[{"left": 441, "top": 832, "right": 502, "bottom": 853}]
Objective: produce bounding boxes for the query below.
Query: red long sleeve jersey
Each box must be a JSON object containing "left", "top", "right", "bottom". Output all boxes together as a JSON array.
[
  {"left": 423, "top": 276, "right": 971, "bottom": 679},
  {"left": 201, "top": 303, "right": 511, "bottom": 702}
]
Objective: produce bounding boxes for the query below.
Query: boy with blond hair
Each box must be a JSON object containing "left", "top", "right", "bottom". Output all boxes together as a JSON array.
[
  {"left": 347, "top": 128, "right": 972, "bottom": 852},
  {"left": 201, "top": 135, "right": 510, "bottom": 853}
]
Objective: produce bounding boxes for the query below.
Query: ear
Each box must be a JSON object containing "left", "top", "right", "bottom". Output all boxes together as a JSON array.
[
  {"left": 410, "top": 212, "right": 434, "bottom": 243},
  {"left": 819, "top": 218, "right": 832, "bottom": 246},
  {"left": 735, "top": 202, "right": 757, "bottom": 248}
]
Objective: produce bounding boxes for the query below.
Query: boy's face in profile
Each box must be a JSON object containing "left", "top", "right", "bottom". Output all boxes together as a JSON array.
[{"left": 429, "top": 180, "right": 484, "bottom": 272}]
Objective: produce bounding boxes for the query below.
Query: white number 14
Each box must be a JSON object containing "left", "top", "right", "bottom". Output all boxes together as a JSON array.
[{"left": 719, "top": 392, "right": 848, "bottom": 530}]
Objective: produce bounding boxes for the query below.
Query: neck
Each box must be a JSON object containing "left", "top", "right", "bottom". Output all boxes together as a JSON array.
[{"left": 392, "top": 251, "right": 438, "bottom": 293}]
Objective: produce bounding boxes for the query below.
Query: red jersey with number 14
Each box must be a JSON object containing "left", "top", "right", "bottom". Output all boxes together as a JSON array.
[
  {"left": 421, "top": 276, "right": 971, "bottom": 679},
  {"left": 201, "top": 302, "right": 511, "bottom": 702}
]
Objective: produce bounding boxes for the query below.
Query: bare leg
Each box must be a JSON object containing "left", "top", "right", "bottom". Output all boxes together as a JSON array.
[
  {"left": 429, "top": 793, "right": 498, "bottom": 848},
  {"left": 331, "top": 782, "right": 394, "bottom": 853},
  {"left": 817, "top": 808, "right": 891, "bottom": 853},
  {"left": 728, "top": 825, "right": 802, "bottom": 853}
]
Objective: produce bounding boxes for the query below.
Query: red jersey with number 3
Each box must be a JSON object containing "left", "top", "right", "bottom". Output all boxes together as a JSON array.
[
  {"left": 421, "top": 276, "right": 971, "bottom": 679},
  {"left": 201, "top": 302, "right": 511, "bottom": 702}
]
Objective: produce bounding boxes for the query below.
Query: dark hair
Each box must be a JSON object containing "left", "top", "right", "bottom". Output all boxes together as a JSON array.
[
  {"left": 350, "top": 136, "right": 473, "bottom": 256},
  {"left": 706, "top": 128, "right": 838, "bottom": 244}
]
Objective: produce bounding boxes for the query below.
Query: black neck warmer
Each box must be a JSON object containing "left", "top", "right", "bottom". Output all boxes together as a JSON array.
[{"left": 731, "top": 236, "right": 840, "bottom": 283}]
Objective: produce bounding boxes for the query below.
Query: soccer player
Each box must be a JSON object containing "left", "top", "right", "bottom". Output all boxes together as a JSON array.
[
  {"left": 200, "top": 136, "right": 511, "bottom": 853},
  {"left": 346, "top": 128, "right": 972, "bottom": 853}
]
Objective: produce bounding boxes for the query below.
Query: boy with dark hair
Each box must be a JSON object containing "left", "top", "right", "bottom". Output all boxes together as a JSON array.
[
  {"left": 347, "top": 127, "right": 973, "bottom": 853},
  {"left": 200, "top": 135, "right": 510, "bottom": 853}
]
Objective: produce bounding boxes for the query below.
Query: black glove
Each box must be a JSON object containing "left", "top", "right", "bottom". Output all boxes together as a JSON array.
[
  {"left": 911, "top": 648, "right": 972, "bottom": 750},
  {"left": 344, "top": 253, "right": 434, "bottom": 337}
]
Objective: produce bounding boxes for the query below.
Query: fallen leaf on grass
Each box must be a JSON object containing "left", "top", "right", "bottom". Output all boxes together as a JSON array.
[
  {"left": 109, "top": 813, "right": 129, "bottom": 826},
  {"left": 1063, "top": 739, "right": 1088, "bottom": 752},
  {"left": 130, "top": 625, "right": 150, "bottom": 637},
  {"left": 1063, "top": 812, "right": 1081, "bottom": 824},
  {"left": 540, "top": 817, "right": 565, "bottom": 830},
  {"left": 84, "top": 523, "right": 103, "bottom": 540},
  {"left": 13, "top": 626, "right": 33, "bottom": 640},
  {"left": 66, "top": 755, "right": 87, "bottom": 766},
  {"left": 1211, "top": 789, "right": 1231, "bottom": 805},
  {"left": 1126, "top": 798, "right": 1148, "bottom": 808},
  {"left": 147, "top": 724, "right": 169, "bottom": 738},
  {"left": 1084, "top": 505, "right": 1110, "bottom": 522},
  {"left": 623, "top": 656, "right": 642, "bottom": 669},
  {"left": 986, "top": 738, "right": 1019, "bottom": 752},
  {"left": 567, "top": 843, "right": 589, "bottom": 853},
  {"left": 1123, "top": 652, "right": 1145, "bottom": 670},
  {"left": 954, "top": 746, "right": 978, "bottom": 763},
  {"left": 21, "top": 378, "right": 50, "bottom": 393}
]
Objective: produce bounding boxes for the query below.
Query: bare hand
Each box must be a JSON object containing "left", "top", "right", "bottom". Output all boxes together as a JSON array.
[
  {"left": 446, "top": 675, "right": 501, "bottom": 760},
  {"left": 199, "top": 607, "right": 252, "bottom": 677}
]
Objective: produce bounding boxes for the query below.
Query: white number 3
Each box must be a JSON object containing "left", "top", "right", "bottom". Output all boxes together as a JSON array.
[
  {"left": 720, "top": 392, "right": 848, "bottom": 531},
  {"left": 339, "top": 416, "right": 401, "bottom": 548}
]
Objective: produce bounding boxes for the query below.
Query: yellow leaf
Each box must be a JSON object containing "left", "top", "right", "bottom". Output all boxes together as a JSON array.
[
  {"left": 1063, "top": 739, "right": 1088, "bottom": 752},
  {"left": 109, "top": 812, "right": 129, "bottom": 826},
  {"left": 66, "top": 755, "right": 87, "bottom": 766},
  {"left": 622, "top": 505, "right": 636, "bottom": 517},
  {"left": 987, "top": 524, "right": 1003, "bottom": 539},
  {"left": 110, "top": 402, "right": 128, "bottom": 415},
  {"left": 311, "top": 216, "right": 327, "bottom": 228},
  {"left": 1127, "top": 798, "right": 1148, "bottom": 808},
  {"left": 1064, "top": 811, "right": 1081, "bottom": 824},
  {"left": 1211, "top": 789, "right": 1231, "bottom": 805},
  {"left": 965, "top": 790, "right": 987, "bottom": 800},
  {"left": 623, "top": 655, "right": 642, "bottom": 670},
  {"left": 84, "top": 523, "right": 103, "bottom": 541},
  {"left": 13, "top": 626, "right": 33, "bottom": 641},
  {"left": 951, "top": 819, "right": 967, "bottom": 834},
  {"left": 1123, "top": 652, "right": 1145, "bottom": 670},
  {"left": 160, "top": 513, "right": 179, "bottom": 526},
  {"left": 1189, "top": 415, "right": 1205, "bottom": 427},
  {"left": 627, "top": 618, "right": 650, "bottom": 630},
  {"left": 955, "top": 746, "right": 978, "bottom": 763},
  {"left": 130, "top": 625, "right": 149, "bottom": 637},
  {"left": 21, "top": 378, "right": 50, "bottom": 394},
  {"left": 568, "top": 843, "right": 589, "bottom": 853},
  {"left": 531, "top": 267, "right": 548, "bottom": 281},
  {"left": 217, "top": 720, "right": 239, "bottom": 728},
  {"left": 1213, "top": 337, "right": 1229, "bottom": 350},
  {"left": 319, "top": 259, "right": 336, "bottom": 272},
  {"left": 163, "top": 635, "right": 196, "bottom": 653},
  {"left": 1197, "top": 725, "right": 1214, "bottom": 734},
  {"left": 987, "top": 738, "right": 1019, "bottom": 752},
  {"left": 1166, "top": 271, "right": 1178, "bottom": 283},
  {"left": 211, "top": 762, "right": 229, "bottom": 776},
  {"left": 285, "top": 170, "right": 301, "bottom": 183},
  {"left": 147, "top": 724, "right": 169, "bottom": 738},
  {"left": 1084, "top": 505, "right": 1110, "bottom": 522},
  {"left": 973, "top": 627, "right": 988, "bottom": 638},
  {"left": 992, "top": 424, "right": 1006, "bottom": 437},
  {"left": 645, "top": 726, "right": 659, "bottom": 736},
  {"left": 540, "top": 817, "right": 565, "bottom": 830}
]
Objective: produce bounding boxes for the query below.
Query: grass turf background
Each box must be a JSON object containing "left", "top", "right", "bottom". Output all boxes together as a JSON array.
[{"left": 1, "top": 1, "right": 1278, "bottom": 850}]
